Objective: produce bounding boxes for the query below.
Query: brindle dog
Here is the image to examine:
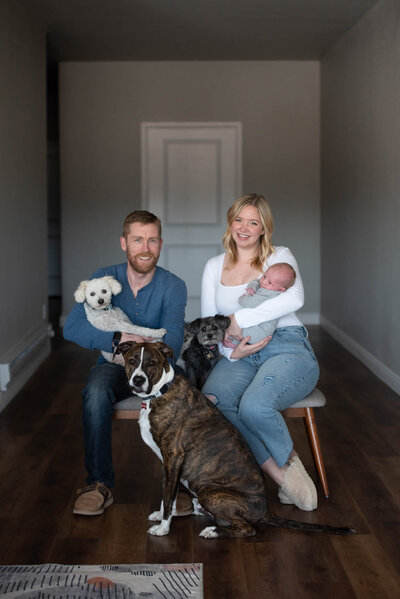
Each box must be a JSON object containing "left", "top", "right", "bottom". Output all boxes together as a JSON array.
[{"left": 116, "top": 341, "right": 355, "bottom": 539}]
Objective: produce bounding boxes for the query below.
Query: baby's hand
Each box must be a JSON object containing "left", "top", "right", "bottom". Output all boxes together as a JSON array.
[
  {"left": 222, "top": 336, "right": 238, "bottom": 349},
  {"left": 246, "top": 287, "right": 256, "bottom": 296}
]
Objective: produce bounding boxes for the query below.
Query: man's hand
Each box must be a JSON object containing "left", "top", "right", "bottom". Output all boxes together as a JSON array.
[{"left": 120, "top": 332, "right": 155, "bottom": 344}]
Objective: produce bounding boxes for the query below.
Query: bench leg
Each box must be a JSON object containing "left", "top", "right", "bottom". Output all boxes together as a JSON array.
[{"left": 303, "top": 407, "right": 330, "bottom": 498}]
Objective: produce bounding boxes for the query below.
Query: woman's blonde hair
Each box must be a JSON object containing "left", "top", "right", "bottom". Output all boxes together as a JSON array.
[{"left": 222, "top": 193, "right": 274, "bottom": 271}]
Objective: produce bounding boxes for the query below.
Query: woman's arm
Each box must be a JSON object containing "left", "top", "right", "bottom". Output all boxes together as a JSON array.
[
  {"left": 234, "top": 247, "right": 304, "bottom": 329},
  {"left": 200, "top": 257, "right": 220, "bottom": 317}
]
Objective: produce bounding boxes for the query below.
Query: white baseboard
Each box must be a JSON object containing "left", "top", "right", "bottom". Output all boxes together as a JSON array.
[
  {"left": 0, "top": 337, "right": 51, "bottom": 413},
  {"left": 320, "top": 316, "right": 400, "bottom": 396}
]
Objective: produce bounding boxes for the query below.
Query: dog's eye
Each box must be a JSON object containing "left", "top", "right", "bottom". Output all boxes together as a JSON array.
[
  {"left": 202, "top": 326, "right": 206, "bottom": 332},
  {"left": 101, "top": 289, "right": 107, "bottom": 294},
  {"left": 148, "top": 360, "right": 156, "bottom": 367},
  {"left": 212, "top": 325, "right": 217, "bottom": 330},
  {"left": 128, "top": 357, "right": 138, "bottom": 365},
  {"left": 90, "top": 292, "right": 95, "bottom": 296}
]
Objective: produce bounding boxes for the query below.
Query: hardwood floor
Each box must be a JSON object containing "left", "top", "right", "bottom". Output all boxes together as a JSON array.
[{"left": 0, "top": 326, "right": 399, "bottom": 598}]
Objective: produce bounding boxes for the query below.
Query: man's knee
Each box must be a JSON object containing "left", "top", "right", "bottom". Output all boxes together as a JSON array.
[{"left": 83, "top": 364, "right": 117, "bottom": 410}]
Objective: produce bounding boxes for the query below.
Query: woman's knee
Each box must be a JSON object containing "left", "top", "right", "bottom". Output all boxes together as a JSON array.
[
  {"left": 239, "top": 394, "right": 273, "bottom": 428},
  {"left": 204, "top": 394, "right": 217, "bottom": 405}
]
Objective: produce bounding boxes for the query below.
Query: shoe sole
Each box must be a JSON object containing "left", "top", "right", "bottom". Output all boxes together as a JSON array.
[{"left": 73, "top": 496, "right": 113, "bottom": 516}]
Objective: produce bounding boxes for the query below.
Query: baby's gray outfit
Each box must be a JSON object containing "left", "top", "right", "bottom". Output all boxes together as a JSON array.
[{"left": 239, "top": 279, "right": 282, "bottom": 343}]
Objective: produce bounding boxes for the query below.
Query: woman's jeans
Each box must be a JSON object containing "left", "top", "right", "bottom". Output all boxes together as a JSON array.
[
  {"left": 202, "top": 326, "right": 320, "bottom": 467},
  {"left": 82, "top": 361, "right": 132, "bottom": 488}
]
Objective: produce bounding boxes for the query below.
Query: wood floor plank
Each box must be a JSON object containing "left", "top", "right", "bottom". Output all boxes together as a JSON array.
[
  {"left": 331, "top": 534, "right": 400, "bottom": 599},
  {"left": 0, "top": 326, "right": 399, "bottom": 598}
]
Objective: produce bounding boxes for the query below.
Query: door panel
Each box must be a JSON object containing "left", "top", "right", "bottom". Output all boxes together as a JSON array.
[{"left": 142, "top": 122, "right": 242, "bottom": 321}]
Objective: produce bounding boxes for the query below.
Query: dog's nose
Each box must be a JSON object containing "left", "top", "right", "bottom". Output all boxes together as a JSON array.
[
  {"left": 98, "top": 298, "right": 104, "bottom": 305},
  {"left": 133, "top": 375, "right": 145, "bottom": 387},
  {"left": 207, "top": 333, "right": 213, "bottom": 338}
]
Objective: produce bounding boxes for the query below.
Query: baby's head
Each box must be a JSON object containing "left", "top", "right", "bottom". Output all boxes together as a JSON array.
[{"left": 260, "top": 262, "right": 296, "bottom": 292}]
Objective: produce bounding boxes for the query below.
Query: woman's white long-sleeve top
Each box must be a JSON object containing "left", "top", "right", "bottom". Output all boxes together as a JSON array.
[{"left": 201, "top": 246, "right": 304, "bottom": 329}]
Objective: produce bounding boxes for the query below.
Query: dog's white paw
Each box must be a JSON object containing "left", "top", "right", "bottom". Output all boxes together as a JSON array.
[
  {"left": 147, "top": 521, "right": 170, "bottom": 536},
  {"left": 199, "top": 526, "right": 218, "bottom": 539},
  {"left": 192, "top": 498, "right": 206, "bottom": 517},
  {"left": 148, "top": 510, "right": 163, "bottom": 521}
]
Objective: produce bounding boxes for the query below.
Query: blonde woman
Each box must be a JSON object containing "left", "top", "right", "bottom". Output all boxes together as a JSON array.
[{"left": 201, "top": 193, "right": 320, "bottom": 511}]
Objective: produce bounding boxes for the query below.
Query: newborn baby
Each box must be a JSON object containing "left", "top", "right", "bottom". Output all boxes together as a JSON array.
[{"left": 238, "top": 262, "right": 296, "bottom": 344}]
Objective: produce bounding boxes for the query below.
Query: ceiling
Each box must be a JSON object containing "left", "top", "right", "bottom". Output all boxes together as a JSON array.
[{"left": 18, "top": 0, "right": 379, "bottom": 62}]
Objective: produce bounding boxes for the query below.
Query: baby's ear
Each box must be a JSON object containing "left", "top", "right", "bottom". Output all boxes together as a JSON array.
[
  {"left": 104, "top": 276, "right": 122, "bottom": 296},
  {"left": 74, "top": 280, "right": 89, "bottom": 303}
]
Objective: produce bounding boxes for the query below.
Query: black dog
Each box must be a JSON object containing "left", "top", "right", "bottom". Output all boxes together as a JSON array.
[{"left": 183, "top": 315, "right": 230, "bottom": 389}]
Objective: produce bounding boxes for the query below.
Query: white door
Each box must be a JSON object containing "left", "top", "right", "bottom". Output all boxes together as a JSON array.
[{"left": 141, "top": 122, "right": 242, "bottom": 321}]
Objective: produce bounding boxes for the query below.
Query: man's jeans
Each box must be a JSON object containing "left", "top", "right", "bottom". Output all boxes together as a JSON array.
[
  {"left": 202, "top": 326, "right": 320, "bottom": 467},
  {"left": 82, "top": 362, "right": 132, "bottom": 488}
]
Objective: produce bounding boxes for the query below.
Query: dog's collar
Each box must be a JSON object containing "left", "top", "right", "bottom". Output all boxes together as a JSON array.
[
  {"left": 202, "top": 345, "right": 217, "bottom": 360},
  {"left": 140, "top": 382, "right": 172, "bottom": 409},
  {"left": 85, "top": 301, "right": 113, "bottom": 311}
]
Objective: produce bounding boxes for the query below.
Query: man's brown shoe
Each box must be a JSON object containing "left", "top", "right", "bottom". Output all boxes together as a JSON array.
[
  {"left": 73, "top": 482, "right": 113, "bottom": 516},
  {"left": 175, "top": 490, "right": 193, "bottom": 516}
]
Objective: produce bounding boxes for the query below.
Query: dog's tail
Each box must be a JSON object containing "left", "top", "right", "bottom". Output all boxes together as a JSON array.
[{"left": 263, "top": 513, "right": 355, "bottom": 536}]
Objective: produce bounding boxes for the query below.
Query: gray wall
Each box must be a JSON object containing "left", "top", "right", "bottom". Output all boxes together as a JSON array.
[
  {"left": 321, "top": 0, "right": 400, "bottom": 391},
  {"left": 0, "top": 1, "right": 49, "bottom": 410},
  {"left": 59, "top": 61, "right": 320, "bottom": 320}
]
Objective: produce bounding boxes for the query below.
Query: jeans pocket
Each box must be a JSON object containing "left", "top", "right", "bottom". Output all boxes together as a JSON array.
[{"left": 274, "top": 326, "right": 304, "bottom": 346}]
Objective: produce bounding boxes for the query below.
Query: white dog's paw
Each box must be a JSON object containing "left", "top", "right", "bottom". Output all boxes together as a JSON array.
[
  {"left": 199, "top": 526, "right": 218, "bottom": 539},
  {"left": 148, "top": 510, "right": 163, "bottom": 521},
  {"left": 147, "top": 521, "right": 170, "bottom": 536}
]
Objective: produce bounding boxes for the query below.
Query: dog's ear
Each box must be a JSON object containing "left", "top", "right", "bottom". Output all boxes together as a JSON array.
[
  {"left": 214, "top": 314, "right": 231, "bottom": 331},
  {"left": 74, "top": 280, "right": 89, "bottom": 303},
  {"left": 115, "top": 341, "right": 135, "bottom": 356},
  {"left": 104, "top": 275, "right": 122, "bottom": 296},
  {"left": 152, "top": 342, "right": 174, "bottom": 361},
  {"left": 186, "top": 318, "right": 202, "bottom": 334}
]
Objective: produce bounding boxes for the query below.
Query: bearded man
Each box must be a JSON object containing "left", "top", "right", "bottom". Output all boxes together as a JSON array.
[{"left": 64, "top": 210, "right": 188, "bottom": 516}]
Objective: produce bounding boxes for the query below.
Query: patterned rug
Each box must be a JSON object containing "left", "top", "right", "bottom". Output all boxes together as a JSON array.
[{"left": 0, "top": 563, "right": 203, "bottom": 598}]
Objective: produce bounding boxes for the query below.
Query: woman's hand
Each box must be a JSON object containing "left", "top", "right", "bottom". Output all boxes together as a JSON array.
[{"left": 230, "top": 335, "right": 272, "bottom": 359}]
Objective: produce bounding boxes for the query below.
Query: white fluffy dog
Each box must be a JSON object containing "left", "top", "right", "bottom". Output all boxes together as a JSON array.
[{"left": 74, "top": 275, "right": 167, "bottom": 363}]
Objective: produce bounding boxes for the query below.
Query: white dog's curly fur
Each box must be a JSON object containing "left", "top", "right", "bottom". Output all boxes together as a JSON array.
[{"left": 74, "top": 275, "right": 167, "bottom": 363}]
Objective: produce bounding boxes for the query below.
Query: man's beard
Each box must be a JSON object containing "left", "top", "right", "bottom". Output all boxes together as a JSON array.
[{"left": 127, "top": 251, "right": 159, "bottom": 274}]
